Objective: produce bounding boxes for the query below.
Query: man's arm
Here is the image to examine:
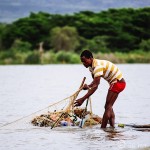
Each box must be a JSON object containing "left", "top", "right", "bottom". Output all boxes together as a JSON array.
[
  {"left": 83, "top": 76, "right": 100, "bottom": 99},
  {"left": 74, "top": 76, "right": 100, "bottom": 107}
]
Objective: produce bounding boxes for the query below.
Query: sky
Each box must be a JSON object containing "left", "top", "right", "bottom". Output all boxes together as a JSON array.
[{"left": 0, "top": 0, "right": 150, "bottom": 23}]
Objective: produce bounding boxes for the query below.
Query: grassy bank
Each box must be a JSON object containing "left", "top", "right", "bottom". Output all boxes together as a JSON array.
[{"left": 0, "top": 50, "right": 150, "bottom": 65}]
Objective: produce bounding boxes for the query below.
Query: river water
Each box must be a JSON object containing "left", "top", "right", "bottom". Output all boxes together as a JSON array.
[{"left": 0, "top": 64, "right": 150, "bottom": 150}]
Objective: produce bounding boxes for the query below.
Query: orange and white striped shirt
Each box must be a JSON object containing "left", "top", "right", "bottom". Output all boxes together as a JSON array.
[{"left": 89, "top": 59, "right": 123, "bottom": 84}]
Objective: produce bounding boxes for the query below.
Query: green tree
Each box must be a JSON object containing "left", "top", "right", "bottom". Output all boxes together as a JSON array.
[
  {"left": 1, "top": 24, "right": 16, "bottom": 50},
  {"left": 11, "top": 39, "right": 32, "bottom": 52},
  {"left": 0, "top": 23, "right": 6, "bottom": 51},
  {"left": 87, "top": 36, "right": 110, "bottom": 53},
  {"left": 50, "top": 26, "right": 79, "bottom": 51},
  {"left": 139, "top": 39, "right": 150, "bottom": 52},
  {"left": 1, "top": 8, "right": 150, "bottom": 53}
]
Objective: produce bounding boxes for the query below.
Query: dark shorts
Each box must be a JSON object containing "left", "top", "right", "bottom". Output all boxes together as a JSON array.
[{"left": 109, "top": 81, "right": 126, "bottom": 94}]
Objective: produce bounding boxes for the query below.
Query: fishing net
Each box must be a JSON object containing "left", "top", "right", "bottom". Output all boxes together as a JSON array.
[
  {"left": 31, "top": 77, "right": 102, "bottom": 128},
  {"left": 31, "top": 96, "right": 102, "bottom": 128}
]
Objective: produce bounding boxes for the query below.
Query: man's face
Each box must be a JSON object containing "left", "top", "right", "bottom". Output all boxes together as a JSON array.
[{"left": 81, "top": 56, "right": 92, "bottom": 68}]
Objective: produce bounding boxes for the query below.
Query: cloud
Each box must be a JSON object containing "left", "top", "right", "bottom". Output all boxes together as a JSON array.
[{"left": 0, "top": 0, "right": 149, "bottom": 23}]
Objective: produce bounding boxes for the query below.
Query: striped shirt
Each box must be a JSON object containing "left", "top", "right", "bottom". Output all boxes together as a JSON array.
[{"left": 89, "top": 59, "right": 123, "bottom": 84}]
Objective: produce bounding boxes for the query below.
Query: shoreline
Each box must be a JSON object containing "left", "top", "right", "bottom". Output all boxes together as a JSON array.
[{"left": 0, "top": 51, "right": 150, "bottom": 64}]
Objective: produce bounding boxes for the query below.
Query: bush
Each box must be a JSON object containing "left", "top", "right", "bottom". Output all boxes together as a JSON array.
[
  {"left": 55, "top": 51, "right": 80, "bottom": 64},
  {"left": 68, "top": 53, "right": 80, "bottom": 64},
  {"left": 42, "top": 51, "right": 57, "bottom": 64},
  {"left": 11, "top": 39, "right": 32, "bottom": 52},
  {"left": 25, "top": 51, "right": 40, "bottom": 64},
  {"left": 0, "top": 50, "right": 15, "bottom": 59},
  {"left": 139, "top": 39, "right": 150, "bottom": 52}
]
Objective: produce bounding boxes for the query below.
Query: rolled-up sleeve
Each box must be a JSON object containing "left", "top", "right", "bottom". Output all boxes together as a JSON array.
[{"left": 93, "top": 66, "right": 103, "bottom": 77}]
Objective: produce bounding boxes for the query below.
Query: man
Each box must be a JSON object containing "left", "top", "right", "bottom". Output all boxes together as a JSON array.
[{"left": 74, "top": 50, "right": 126, "bottom": 128}]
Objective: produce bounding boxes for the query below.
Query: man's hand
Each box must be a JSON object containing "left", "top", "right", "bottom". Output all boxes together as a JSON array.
[
  {"left": 74, "top": 98, "right": 85, "bottom": 107},
  {"left": 82, "top": 84, "right": 89, "bottom": 90}
]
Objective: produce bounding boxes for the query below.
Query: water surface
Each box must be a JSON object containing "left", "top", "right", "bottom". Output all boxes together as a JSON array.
[{"left": 0, "top": 64, "right": 150, "bottom": 150}]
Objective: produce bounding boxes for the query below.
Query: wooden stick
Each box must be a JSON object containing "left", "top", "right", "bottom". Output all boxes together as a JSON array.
[
  {"left": 79, "top": 97, "right": 90, "bottom": 128},
  {"left": 79, "top": 77, "right": 86, "bottom": 89},
  {"left": 51, "top": 113, "right": 65, "bottom": 129},
  {"left": 128, "top": 124, "right": 150, "bottom": 128},
  {"left": 118, "top": 123, "right": 150, "bottom": 128}
]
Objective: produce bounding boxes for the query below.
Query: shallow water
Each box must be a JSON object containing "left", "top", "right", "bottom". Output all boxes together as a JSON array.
[{"left": 0, "top": 64, "right": 150, "bottom": 150}]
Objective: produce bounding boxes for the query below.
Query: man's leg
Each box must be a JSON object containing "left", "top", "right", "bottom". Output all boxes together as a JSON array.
[
  {"left": 101, "top": 90, "right": 118, "bottom": 128},
  {"left": 109, "top": 108, "right": 115, "bottom": 127}
]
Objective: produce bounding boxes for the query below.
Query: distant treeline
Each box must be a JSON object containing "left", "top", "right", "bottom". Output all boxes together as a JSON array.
[{"left": 0, "top": 7, "right": 150, "bottom": 64}]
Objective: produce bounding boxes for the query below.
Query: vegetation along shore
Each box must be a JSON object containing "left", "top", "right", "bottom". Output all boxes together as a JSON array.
[{"left": 0, "top": 7, "right": 149, "bottom": 64}]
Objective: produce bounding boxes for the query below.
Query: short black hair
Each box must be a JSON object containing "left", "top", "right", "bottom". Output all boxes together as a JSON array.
[{"left": 80, "top": 50, "right": 93, "bottom": 58}]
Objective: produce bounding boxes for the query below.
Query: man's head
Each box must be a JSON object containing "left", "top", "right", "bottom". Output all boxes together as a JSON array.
[{"left": 80, "top": 50, "right": 93, "bottom": 68}]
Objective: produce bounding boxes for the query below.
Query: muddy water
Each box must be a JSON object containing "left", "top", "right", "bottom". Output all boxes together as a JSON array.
[{"left": 0, "top": 64, "right": 150, "bottom": 150}]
